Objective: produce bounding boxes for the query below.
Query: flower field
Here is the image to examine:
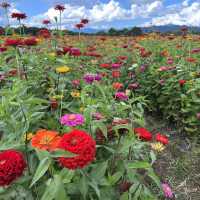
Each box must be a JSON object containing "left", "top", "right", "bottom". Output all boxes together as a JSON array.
[{"left": 1, "top": 6, "right": 200, "bottom": 199}]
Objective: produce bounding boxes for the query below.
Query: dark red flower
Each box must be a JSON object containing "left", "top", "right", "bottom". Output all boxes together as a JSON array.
[
  {"left": 69, "top": 48, "right": 81, "bottom": 57},
  {"left": 75, "top": 23, "right": 84, "bottom": 30},
  {"left": 119, "top": 181, "right": 132, "bottom": 193},
  {"left": 0, "top": 150, "right": 26, "bottom": 186},
  {"left": 0, "top": 47, "right": 7, "bottom": 53},
  {"left": 11, "top": 12, "right": 27, "bottom": 20},
  {"left": 155, "top": 133, "right": 169, "bottom": 145},
  {"left": 50, "top": 99, "right": 58, "bottom": 110},
  {"left": 54, "top": 4, "right": 65, "bottom": 12},
  {"left": 5, "top": 38, "right": 23, "bottom": 47},
  {"left": 42, "top": 19, "right": 51, "bottom": 25},
  {"left": 23, "top": 37, "right": 37, "bottom": 46},
  {"left": 59, "top": 129, "right": 96, "bottom": 170},
  {"left": 134, "top": 127, "right": 152, "bottom": 141},
  {"left": 38, "top": 29, "right": 51, "bottom": 38},
  {"left": 81, "top": 19, "right": 89, "bottom": 24},
  {"left": 0, "top": 28, "right": 4, "bottom": 35},
  {"left": 179, "top": 79, "right": 186, "bottom": 86}
]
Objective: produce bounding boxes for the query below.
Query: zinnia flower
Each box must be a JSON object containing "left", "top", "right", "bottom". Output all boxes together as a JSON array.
[
  {"left": 23, "top": 37, "right": 37, "bottom": 46},
  {"left": 42, "top": 19, "right": 51, "bottom": 25},
  {"left": 54, "top": 4, "right": 65, "bottom": 12},
  {"left": 134, "top": 127, "right": 152, "bottom": 141},
  {"left": 115, "top": 92, "right": 128, "bottom": 101},
  {"left": 31, "top": 129, "right": 61, "bottom": 151},
  {"left": 155, "top": 133, "right": 169, "bottom": 145},
  {"left": 58, "top": 129, "right": 96, "bottom": 169},
  {"left": 60, "top": 114, "right": 84, "bottom": 127},
  {"left": 56, "top": 66, "right": 70, "bottom": 73},
  {"left": 179, "top": 79, "right": 186, "bottom": 86},
  {"left": 151, "top": 142, "right": 165, "bottom": 152},
  {"left": 162, "top": 183, "right": 174, "bottom": 199},
  {"left": 11, "top": 12, "right": 27, "bottom": 20},
  {"left": 5, "top": 38, "right": 23, "bottom": 47},
  {"left": 0, "top": 150, "right": 26, "bottom": 186}
]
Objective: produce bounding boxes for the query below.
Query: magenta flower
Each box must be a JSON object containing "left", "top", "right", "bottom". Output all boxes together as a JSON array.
[
  {"left": 162, "top": 183, "right": 174, "bottom": 199},
  {"left": 115, "top": 92, "right": 128, "bottom": 101},
  {"left": 83, "top": 73, "right": 102, "bottom": 84},
  {"left": 60, "top": 114, "right": 84, "bottom": 127},
  {"left": 111, "top": 63, "right": 121, "bottom": 69}
]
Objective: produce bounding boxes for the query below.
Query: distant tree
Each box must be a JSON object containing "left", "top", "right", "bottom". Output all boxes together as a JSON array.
[
  {"left": 129, "top": 27, "right": 143, "bottom": 36},
  {"left": 108, "top": 28, "right": 118, "bottom": 36}
]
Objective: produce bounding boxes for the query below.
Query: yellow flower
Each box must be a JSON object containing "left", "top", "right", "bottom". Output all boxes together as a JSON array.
[
  {"left": 80, "top": 106, "right": 84, "bottom": 112},
  {"left": 151, "top": 142, "right": 165, "bottom": 152},
  {"left": 23, "top": 133, "right": 34, "bottom": 142},
  {"left": 52, "top": 95, "right": 64, "bottom": 100},
  {"left": 71, "top": 90, "right": 81, "bottom": 98},
  {"left": 49, "top": 52, "right": 56, "bottom": 57},
  {"left": 56, "top": 66, "right": 71, "bottom": 73}
]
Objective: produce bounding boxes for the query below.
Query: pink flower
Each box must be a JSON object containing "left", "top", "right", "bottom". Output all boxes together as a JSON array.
[
  {"left": 60, "top": 114, "right": 84, "bottom": 127},
  {"left": 162, "top": 183, "right": 174, "bottom": 199},
  {"left": 115, "top": 92, "right": 128, "bottom": 101}
]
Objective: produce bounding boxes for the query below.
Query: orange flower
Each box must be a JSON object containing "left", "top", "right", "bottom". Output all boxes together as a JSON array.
[
  {"left": 31, "top": 129, "right": 61, "bottom": 151},
  {"left": 112, "top": 82, "right": 123, "bottom": 90}
]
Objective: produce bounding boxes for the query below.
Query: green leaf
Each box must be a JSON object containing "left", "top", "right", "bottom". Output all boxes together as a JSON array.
[
  {"left": 30, "top": 157, "right": 51, "bottom": 187},
  {"left": 50, "top": 149, "right": 76, "bottom": 158},
  {"left": 127, "top": 161, "right": 151, "bottom": 169},
  {"left": 79, "top": 176, "right": 88, "bottom": 200}
]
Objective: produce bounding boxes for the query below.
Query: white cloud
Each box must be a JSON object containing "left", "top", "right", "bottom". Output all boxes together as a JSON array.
[
  {"left": 145, "top": 1, "right": 200, "bottom": 27},
  {"left": 28, "top": 0, "right": 163, "bottom": 28}
]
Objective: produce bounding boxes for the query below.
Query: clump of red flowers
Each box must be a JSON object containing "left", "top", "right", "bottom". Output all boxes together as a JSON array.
[
  {"left": 0, "top": 150, "right": 26, "bottom": 186},
  {"left": 38, "top": 29, "right": 51, "bottom": 38},
  {"left": 23, "top": 37, "right": 37, "bottom": 46},
  {"left": 59, "top": 129, "right": 96, "bottom": 170},
  {"left": 4, "top": 38, "right": 23, "bottom": 47},
  {"left": 134, "top": 127, "right": 152, "bottom": 141}
]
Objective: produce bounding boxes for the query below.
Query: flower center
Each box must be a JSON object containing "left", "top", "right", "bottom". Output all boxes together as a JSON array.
[
  {"left": 40, "top": 136, "right": 52, "bottom": 145},
  {"left": 68, "top": 114, "right": 76, "bottom": 120},
  {"left": 71, "top": 138, "right": 77, "bottom": 145}
]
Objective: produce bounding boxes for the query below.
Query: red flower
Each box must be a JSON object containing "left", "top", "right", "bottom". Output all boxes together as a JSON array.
[
  {"left": 100, "top": 63, "right": 110, "bottom": 69},
  {"left": 50, "top": 99, "right": 58, "bottom": 110},
  {"left": 155, "top": 133, "right": 169, "bottom": 145},
  {"left": 38, "top": 29, "right": 51, "bottom": 38},
  {"left": 112, "top": 70, "right": 121, "bottom": 78},
  {"left": 179, "top": 79, "right": 186, "bottom": 86},
  {"left": 23, "top": 37, "right": 37, "bottom": 46},
  {"left": 134, "top": 127, "right": 152, "bottom": 141},
  {"left": 81, "top": 19, "right": 89, "bottom": 24},
  {"left": 75, "top": 23, "right": 84, "bottom": 30},
  {"left": 42, "top": 19, "right": 51, "bottom": 25},
  {"left": 0, "top": 150, "right": 26, "bottom": 186},
  {"left": 5, "top": 38, "right": 23, "bottom": 47},
  {"left": 0, "top": 47, "right": 7, "bottom": 53},
  {"left": 54, "top": 4, "right": 65, "bottom": 12},
  {"left": 58, "top": 129, "right": 96, "bottom": 170},
  {"left": 11, "top": 12, "right": 27, "bottom": 20}
]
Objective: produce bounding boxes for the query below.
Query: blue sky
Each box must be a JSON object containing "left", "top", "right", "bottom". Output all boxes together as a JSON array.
[{"left": 0, "top": 0, "right": 200, "bottom": 29}]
